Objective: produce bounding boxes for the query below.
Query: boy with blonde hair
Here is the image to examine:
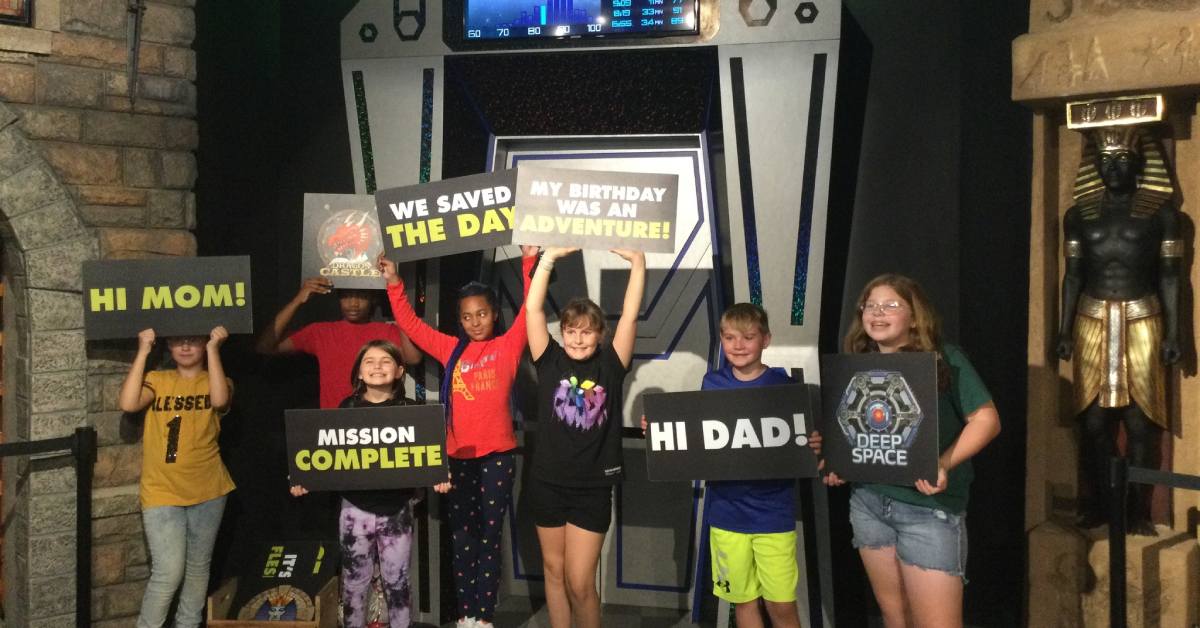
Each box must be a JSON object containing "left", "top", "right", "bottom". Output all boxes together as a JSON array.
[{"left": 703, "top": 303, "right": 801, "bottom": 628}]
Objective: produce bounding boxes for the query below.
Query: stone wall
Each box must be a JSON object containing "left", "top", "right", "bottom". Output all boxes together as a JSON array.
[{"left": 0, "top": 1, "right": 199, "bottom": 626}]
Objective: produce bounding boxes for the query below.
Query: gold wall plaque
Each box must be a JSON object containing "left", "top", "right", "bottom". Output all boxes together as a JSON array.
[{"left": 1066, "top": 94, "right": 1163, "bottom": 130}]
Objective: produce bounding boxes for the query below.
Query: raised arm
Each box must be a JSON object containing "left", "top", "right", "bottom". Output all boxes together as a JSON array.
[
  {"left": 527, "top": 247, "right": 577, "bottom": 361},
  {"left": 206, "top": 326, "right": 232, "bottom": 412},
  {"left": 500, "top": 246, "right": 541, "bottom": 352},
  {"left": 379, "top": 254, "right": 456, "bottom": 363},
  {"left": 393, "top": 327, "right": 423, "bottom": 367},
  {"left": 610, "top": 249, "right": 646, "bottom": 368},
  {"left": 256, "top": 277, "right": 332, "bottom": 355},
  {"left": 118, "top": 329, "right": 158, "bottom": 412}
]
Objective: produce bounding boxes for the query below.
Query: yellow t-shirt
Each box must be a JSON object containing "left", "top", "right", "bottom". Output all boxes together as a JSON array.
[{"left": 140, "top": 370, "right": 236, "bottom": 508}]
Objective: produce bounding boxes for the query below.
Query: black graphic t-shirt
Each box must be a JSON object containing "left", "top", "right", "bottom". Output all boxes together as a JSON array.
[
  {"left": 337, "top": 395, "right": 418, "bottom": 515},
  {"left": 532, "top": 338, "right": 630, "bottom": 487}
]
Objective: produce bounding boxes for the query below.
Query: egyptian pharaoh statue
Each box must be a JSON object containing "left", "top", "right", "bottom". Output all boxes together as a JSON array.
[{"left": 1056, "top": 123, "right": 1182, "bottom": 536}]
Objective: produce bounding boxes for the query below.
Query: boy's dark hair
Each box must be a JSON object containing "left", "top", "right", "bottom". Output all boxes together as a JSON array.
[
  {"left": 720, "top": 303, "right": 770, "bottom": 335},
  {"left": 348, "top": 339, "right": 406, "bottom": 400}
]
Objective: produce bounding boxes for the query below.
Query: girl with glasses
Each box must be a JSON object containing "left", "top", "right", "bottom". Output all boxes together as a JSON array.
[
  {"left": 828, "top": 274, "right": 1001, "bottom": 628},
  {"left": 118, "top": 327, "right": 234, "bottom": 628}
]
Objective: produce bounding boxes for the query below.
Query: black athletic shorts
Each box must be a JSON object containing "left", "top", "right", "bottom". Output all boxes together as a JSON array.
[{"left": 525, "top": 476, "right": 614, "bottom": 534}]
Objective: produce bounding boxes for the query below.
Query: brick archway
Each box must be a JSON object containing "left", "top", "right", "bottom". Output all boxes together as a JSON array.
[{"left": 0, "top": 98, "right": 98, "bottom": 627}]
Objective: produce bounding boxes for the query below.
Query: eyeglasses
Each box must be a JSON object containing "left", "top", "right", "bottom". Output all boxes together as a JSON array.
[{"left": 859, "top": 301, "right": 905, "bottom": 315}]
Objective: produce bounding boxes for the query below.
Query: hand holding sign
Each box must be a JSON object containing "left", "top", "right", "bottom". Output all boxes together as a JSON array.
[
  {"left": 294, "top": 277, "right": 333, "bottom": 304},
  {"left": 915, "top": 456, "right": 949, "bottom": 495},
  {"left": 611, "top": 248, "right": 640, "bottom": 260},
  {"left": 539, "top": 246, "right": 579, "bottom": 265},
  {"left": 208, "top": 326, "right": 229, "bottom": 351},
  {"left": 377, "top": 252, "right": 399, "bottom": 285},
  {"left": 137, "top": 328, "right": 156, "bottom": 355}
]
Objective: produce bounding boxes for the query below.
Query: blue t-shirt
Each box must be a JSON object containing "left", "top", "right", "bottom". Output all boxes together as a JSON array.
[{"left": 702, "top": 365, "right": 797, "bottom": 534}]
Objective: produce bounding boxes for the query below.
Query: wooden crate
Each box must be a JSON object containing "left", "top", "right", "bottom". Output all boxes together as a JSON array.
[{"left": 207, "top": 576, "right": 338, "bottom": 628}]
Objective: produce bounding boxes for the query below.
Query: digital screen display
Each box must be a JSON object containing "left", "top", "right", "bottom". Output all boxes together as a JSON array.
[{"left": 464, "top": 0, "right": 698, "bottom": 40}]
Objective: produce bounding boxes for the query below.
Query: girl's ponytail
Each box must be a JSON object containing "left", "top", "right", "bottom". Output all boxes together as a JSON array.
[{"left": 440, "top": 336, "right": 469, "bottom": 431}]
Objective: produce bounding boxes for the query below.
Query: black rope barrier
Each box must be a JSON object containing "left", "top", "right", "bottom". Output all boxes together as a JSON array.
[
  {"left": 1107, "top": 457, "right": 1200, "bottom": 628},
  {"left": 0, "top": 426, "right": 97, "bottom": 627}
]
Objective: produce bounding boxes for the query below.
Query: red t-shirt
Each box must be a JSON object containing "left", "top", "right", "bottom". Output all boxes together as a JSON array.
[
  {"left": 386, "top": 255, "right": 535, "bottom": 459},
  {"left": 287, "top": 320, "right": 407, "bottom": 409}
]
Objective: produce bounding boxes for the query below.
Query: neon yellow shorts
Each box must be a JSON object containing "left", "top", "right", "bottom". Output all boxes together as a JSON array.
[{"left": 709, "top": 526, "right": 798, "bottom": 603}]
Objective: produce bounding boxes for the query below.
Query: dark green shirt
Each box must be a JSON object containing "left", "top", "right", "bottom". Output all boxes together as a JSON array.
[{"left": 862, "top": 344, "right": 992, "bottom": 514}]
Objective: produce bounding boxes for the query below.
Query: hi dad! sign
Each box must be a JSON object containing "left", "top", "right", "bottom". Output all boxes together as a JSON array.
[{"left": 644, "top": 384, "right": 818, "bottom": 482}]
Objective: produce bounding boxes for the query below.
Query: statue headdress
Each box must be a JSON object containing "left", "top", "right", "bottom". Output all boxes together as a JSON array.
[{"left": 1067, "top": 94, "right": 1174, "bottom": 206}]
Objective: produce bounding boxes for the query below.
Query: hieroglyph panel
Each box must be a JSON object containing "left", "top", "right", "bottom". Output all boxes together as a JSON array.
[{"left": 1013, "top": 17, "right": 1200, "bottom": 101}]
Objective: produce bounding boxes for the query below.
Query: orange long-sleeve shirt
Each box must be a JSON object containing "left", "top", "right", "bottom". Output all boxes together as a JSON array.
[{"left": 386, "top": 255, "right": 535, "bottom": 458}]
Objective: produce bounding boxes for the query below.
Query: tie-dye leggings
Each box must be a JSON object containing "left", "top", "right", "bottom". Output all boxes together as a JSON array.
[
  {"left": 448, "top": 452, "right": 515, "bottom": 622},
  {"left": 339, "top": 498, "right": 414, "bottom": 628}
]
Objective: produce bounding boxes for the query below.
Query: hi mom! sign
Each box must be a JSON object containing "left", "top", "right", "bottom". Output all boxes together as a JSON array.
[
  {"left": 82, "top": 256, "right": 253, "bottom": 340},
  {"left": 644, "top": 384, "right": 819, "bottom": 482}
]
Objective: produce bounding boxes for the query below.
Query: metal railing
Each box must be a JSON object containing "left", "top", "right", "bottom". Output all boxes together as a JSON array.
[
  {"left": 0, "top": 427, "right": 97, "bottom": 628},
  {"left": 1107, "top": 457, "right": 1200, "bottom": 628}
]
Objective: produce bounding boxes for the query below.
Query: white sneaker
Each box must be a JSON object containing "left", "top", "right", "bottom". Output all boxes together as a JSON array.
[{"left": 456, "top": 617, "right": 477, "bottom": 628}]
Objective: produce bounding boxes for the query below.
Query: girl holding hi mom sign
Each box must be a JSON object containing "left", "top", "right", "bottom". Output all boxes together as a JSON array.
[
  {"left": 118, "top": 326, "right": 233, "bottom": 628},
  {"left": 378, "top": 247, "right": 538, "bottom": 628}
]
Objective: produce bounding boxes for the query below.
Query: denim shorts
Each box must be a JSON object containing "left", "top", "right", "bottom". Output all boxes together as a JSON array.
[{"left": 848, "top": 487, "right": 968, "bottom": 579}]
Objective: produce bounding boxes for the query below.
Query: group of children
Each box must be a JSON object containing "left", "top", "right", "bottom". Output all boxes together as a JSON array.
[{"left": 122, "top": 246, "right": 999, "bottom": 628}]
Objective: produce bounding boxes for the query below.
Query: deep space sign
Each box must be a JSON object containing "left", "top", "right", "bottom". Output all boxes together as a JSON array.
[{"left": 819, "top": 352, "right": 939, "bottom": 485}]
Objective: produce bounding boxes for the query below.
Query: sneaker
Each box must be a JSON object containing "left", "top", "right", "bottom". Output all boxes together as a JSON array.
[{"left": 456, "top": 618, "right": 477, "bottom": 628}]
